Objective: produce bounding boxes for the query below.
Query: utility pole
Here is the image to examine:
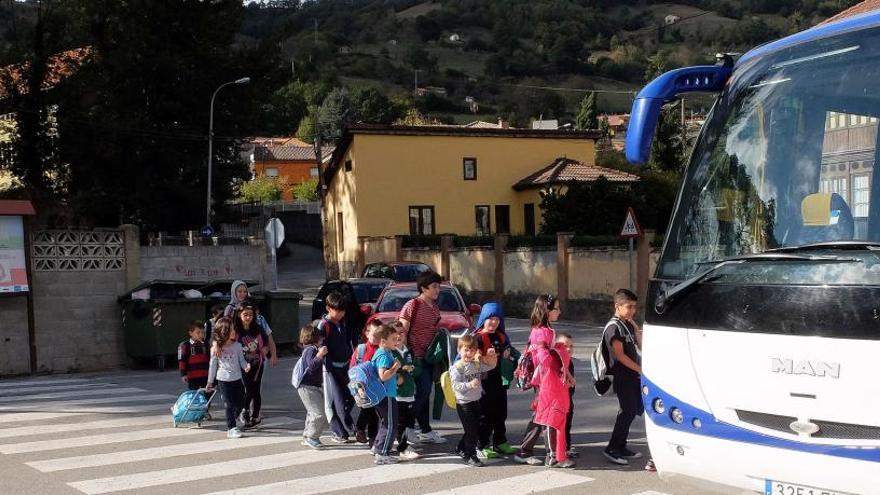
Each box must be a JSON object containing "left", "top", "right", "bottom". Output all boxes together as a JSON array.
[
  {"left": 413, "top": 69, "right": 422, "bottom": 96},
  {"left": 314, "top": 18, "right": 318, "bottom": 44},
  {"left": 681, "top": 96, "right": 687, "bottom": 147}
]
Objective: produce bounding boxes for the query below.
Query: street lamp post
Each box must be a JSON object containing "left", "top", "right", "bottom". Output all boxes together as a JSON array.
[{"left": 206, "top": 77, "right": 250, "bottom": 231}]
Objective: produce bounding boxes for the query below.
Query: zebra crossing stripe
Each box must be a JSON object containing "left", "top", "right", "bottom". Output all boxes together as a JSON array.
[
  {"left": 0, "top": 393, "right": 175, "bottom": 412},
  {"left": 204, "top": 459, "right": 467, "bottom": 495},
  {"left": 28, "top": 430, "right": 302, "bottom": 472},
  {"left": 68, "top": 446, "right": 367, "bottom": 494},
  {"left": 0, "top": 414, "right": 168, "bottom": 441},
  {"left": 2, "top": 416, "right": 297, "bottom": 455},
  {"left": 0, "top": 403, "right": 170, "bottom": 424},
  {"left": 0, "top": 378, "right": 91, "bottom": 388},
  {"left": 422, "top": 471, "right": 594, "bottom": 495},
  {"left": 0, "top": 383, "right": 112, "bottom": 396},
  {"left": 0, "top": 387, "right": 146, "bottom": 403}
]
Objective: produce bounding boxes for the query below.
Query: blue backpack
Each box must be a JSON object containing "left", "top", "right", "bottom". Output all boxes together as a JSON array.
[{"left": 347, "top": 361, "right": 386, "bottom": 408}]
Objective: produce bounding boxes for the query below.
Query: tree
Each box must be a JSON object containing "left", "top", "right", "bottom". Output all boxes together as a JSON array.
[
  {"left": 649, "top": 103, "right": 686, "bottom": 174},
  {"left": 350, "top": 86, "right": 401, "bottom": 124},
  {"left": 317, "top": 87, "right": 352, "bottom": 143},
  {"left": 260, "top": 81, "right": 308, "bottom": 136},
  {"left": 52, "top": 0, "right": 255, "bottom": 230},
  {"left": 291, "top": 177, "right": 319, "bottom": 202},
  {"left": 296, "top": 106, "right": 318, "bottom": 144},
  {"left": 575, "top": 92, "right": 598, "bottom": 130}
]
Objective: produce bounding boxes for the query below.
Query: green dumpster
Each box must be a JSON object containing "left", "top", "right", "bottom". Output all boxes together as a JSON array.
[
  {"left": 119, "top": 280, "right": 211, "bottom": 371},
  {"left": 256, "top": 289, "right": 303, "bottom": 346}
]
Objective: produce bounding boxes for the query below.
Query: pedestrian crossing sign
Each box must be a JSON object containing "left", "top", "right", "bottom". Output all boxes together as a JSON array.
[{"left": 620, "top": 207, "right": 641, "bottom": 238}]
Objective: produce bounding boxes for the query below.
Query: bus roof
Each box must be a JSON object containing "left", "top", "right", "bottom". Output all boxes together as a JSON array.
[{"left": 737, "top": 7, "right": 880, "bottom": 68}]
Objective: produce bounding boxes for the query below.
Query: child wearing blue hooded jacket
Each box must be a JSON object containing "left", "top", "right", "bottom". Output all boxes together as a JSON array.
[{"left": 473, "top": 302, "right": 521, "bottom": 459}]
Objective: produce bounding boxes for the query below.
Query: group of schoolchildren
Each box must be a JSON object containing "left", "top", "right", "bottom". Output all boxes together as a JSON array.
[{"left": 177, "top": 272, "right": 652, "bottom": 470}]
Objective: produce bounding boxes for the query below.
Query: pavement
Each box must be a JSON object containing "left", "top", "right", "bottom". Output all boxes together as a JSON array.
[{"left": 0, "top": 245, "right": 736, "bottom": 495}]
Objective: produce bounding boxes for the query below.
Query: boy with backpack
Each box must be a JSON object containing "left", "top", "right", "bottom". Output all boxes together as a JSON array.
[
  {"left": 318, "top": 291, "right": 358, "bottom": 443},
  {"left": 352, "top": 320, "right": 382, "bottom": 446},
  {"left": 292, "top": 324, "right": 328, "bottom": 449},
  {"left": 450, "top": 335, "right": 498, "bottom": 467},
  {"left": 371, "top": 324, "right": 403, "bottom": 465},
  {"left": 602, "top": 289, "right": 644, "bottom": 466},
  {"left": 392, "top": 322, "right": 420, "bottom": 460}
]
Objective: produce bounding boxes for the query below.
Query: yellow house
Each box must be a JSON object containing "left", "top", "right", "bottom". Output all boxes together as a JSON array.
[{"left": 323, "top": 124, "right": 606, "bottom": 277}]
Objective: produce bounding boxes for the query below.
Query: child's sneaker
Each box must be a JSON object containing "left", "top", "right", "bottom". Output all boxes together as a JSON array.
[
  {"left": 374, "top": 454, "right": 398, "bottom": 465},
  {"left": 405, "top": 428, "right": 421, "bottom": 445},
  {"left": 621, "top": 448, "right": 643, "bottom": 459},
  {"left": 566, "top": 448, "right": 580, "bottom": 459},
  {"left": 494, "top": 442, "right": 516, "bottom": 455},
  {"left": 465, "top": 455, "right": 484, "bottom": 467},
  {"left": 549, "top": 458, "right": 576, "bottom": 469},
  {"left": 477, "top": 447, "right": 499, "bottom": 459},
  {"left": 330, "top": 435, "right": 353, "bottom": 444},
  {"left": 645, "top": 459, "right": 657, "bottom": 472},
  {"left": 227, "top": 428, "right": 243, "bottom": 439},
  {"left": 399, "top": 447, "right": 421, "bottom": 461},
  {"left": 355, "top": 429, "right": 368, "bottom": 444},
  {"left": 418, "top": 430, "right": 446, "bottom": 444},
  {"left": 603, "top": 449, "right": 629, "bottom": 465},
  {"left": 301, "top": 437, "right": 324, "bottom": 449},
  {"left": 513, "top": 454, "right": 544, "bottom": 466}
]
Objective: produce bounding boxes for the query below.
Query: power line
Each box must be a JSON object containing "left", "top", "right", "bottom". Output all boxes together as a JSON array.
[{"left": 496, "top": 82, "right": 637, "bottom": 95}]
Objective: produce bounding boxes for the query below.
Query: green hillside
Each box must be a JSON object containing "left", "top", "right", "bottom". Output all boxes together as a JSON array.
[{"left": 242, "top": 0, "right": 859, "bottom": 129}]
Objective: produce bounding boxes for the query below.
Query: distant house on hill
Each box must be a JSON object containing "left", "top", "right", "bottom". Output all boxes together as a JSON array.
[{"left": 665, "top": 14, "right": 681, "bottom": 25}]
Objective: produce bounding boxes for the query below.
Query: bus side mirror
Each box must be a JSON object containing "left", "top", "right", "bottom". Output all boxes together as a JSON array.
[{"left": 625, "top": 65, "right": 732, "bottom": 165}]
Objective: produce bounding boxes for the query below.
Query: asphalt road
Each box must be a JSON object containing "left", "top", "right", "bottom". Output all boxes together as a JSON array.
[{"left": 0, "top": 317, "right": 739, "bottom": 495}]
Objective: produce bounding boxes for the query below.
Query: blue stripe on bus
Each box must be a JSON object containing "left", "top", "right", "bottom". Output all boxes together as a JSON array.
[{"left": 641, "top": 376, "right": 880, "bottom": 463}]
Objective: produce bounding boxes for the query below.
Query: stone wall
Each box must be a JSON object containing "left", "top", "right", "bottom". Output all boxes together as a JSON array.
[
  {"left": 0, "top": 296, "right": 30, "bottom": 375},
  {"left": 139, "top": 244, "right": 268, "bottom": 285},
  {"left": 32, "top": 270, "right": 128, "bottom": 373}
]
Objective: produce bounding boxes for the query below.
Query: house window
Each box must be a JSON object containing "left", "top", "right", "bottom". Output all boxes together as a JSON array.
[
  {"left": 337, "top": 212, "right": 344, "bottom": 252},
  {"left": 409, "top": 206, "right": 435, "bottom": 235},
  {"left": 310, "top": 167, "right": 319, "bottom": 177},
  {"left": 344, "top": 160, "right": 353, "bottom": 172},
  {"left": 853, "top": 174, "right": 871, "bottom": 217},
  {"left": 463, "top": 157, "right": 477, "bottom": 180},
  {"left": 495, "top": 205, "right": 510, "bottom": 234},
  {"left": 265, "top": 168, "right": 279, "bottom": 177},
  {"left": 475, "top": 205, "right": 490, "bottom": 235},
  {"left": 821, "top": 176, "right": 848, "bottom": 203}
]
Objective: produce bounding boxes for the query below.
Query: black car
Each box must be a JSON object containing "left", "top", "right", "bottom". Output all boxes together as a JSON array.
[
  {"left": 362, "top": 261, "right": 432, "bottom": 282},
  {"left": 311, "top": 278, "right": 392, "bottom": 333}
]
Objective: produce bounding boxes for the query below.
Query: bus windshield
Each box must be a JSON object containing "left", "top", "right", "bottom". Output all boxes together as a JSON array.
[{"left": 659, "top": 26, "right": 880, "bottom": 283}]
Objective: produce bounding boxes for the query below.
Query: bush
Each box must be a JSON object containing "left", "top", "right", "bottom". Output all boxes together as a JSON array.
[
  {"left": 505, "top": 235, "right": 557, "bottom": 249},
  {"left": 238, "top": 176, "right": 287, "bottom": 203},
  {"left": 291, "top": 178, "right": 319, "bottom": 202},
  {"left": 453, "top": 235, "right": 493, "bottom": 248},
  {"left": 401, "top": 235, "right": 441, "bottom": 248}
]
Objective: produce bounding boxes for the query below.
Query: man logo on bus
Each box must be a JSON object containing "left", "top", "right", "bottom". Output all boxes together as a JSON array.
[{"left": 771, "top": 358, "right": 840, "bottom": 379}]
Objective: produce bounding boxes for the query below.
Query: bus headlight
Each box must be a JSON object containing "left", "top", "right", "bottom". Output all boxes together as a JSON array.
[
  {"left": 652, "top": 398, "right": 665, "bottom": 414},
  {"left": 642, "top": 385, "right": 649, "bottom": 396},
  {"left": 692, "top": 418, "right": 702, "bottom": 429},
  {"left": 670, "top": 407, "right": 684, "bottom": 424}
]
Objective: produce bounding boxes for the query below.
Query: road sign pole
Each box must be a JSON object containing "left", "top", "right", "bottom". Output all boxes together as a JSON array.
[
  {"left": 628, "top": 237, "right": 635, "bottom": 290},
  {"left": 271, "top": 216, "right": 278, "bottom": 290}
]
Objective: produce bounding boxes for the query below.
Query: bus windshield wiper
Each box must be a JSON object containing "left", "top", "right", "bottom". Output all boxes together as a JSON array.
[
  {"left": 655, "top": 252, "right": 862, "bottom": 315},
  {"left": 767, "top": 241, "right": 880, "bottom": 253}
]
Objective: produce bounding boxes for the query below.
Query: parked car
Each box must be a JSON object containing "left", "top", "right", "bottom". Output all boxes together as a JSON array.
[
  {"left": 362, "top": 261, "right": 432, "bottom": 282},
  {"left": 362, "top": 282, "right": 481, "bottom": 340},
  {"left": 311, "top": 278, "right": 392, "bottom": 334}
]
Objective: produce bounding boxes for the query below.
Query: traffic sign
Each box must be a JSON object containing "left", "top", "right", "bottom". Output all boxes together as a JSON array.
[
  {"left": 620, "top": 207, "right": 642, "bottom": 238},
  {"left": 264, "top": 218, "right": 285, "bottom": 249},
  {"left": 199, "top": 224, "right": 214, "bottom": 238}
]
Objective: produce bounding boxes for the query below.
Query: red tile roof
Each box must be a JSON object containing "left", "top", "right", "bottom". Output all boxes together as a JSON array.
[
  {"left": 254, "top": 145, "right": 333, "bottom": 162},
  {"left": 513, "top": 157, "right": 639, "bottom": 190},
  {"left": 821, "top": 0, "right": 880, "bottom": 24}
]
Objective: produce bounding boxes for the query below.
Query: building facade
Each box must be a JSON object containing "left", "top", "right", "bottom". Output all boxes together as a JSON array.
[{"left": 322, "top": 124, "right": 604, "bottom": 276}]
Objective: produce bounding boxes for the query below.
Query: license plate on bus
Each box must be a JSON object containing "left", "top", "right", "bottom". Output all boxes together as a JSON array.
[{"left": 765, "top": 480, "right": 845, "bottom": 495}]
